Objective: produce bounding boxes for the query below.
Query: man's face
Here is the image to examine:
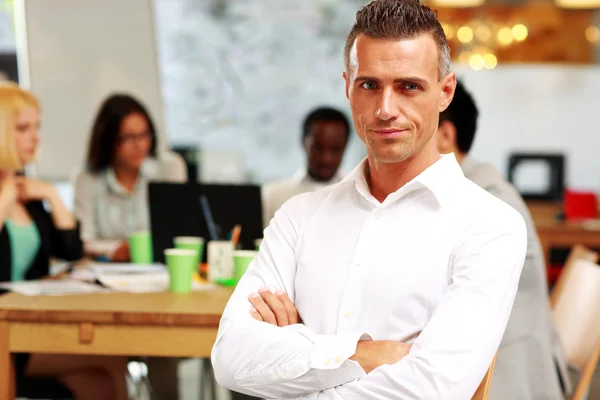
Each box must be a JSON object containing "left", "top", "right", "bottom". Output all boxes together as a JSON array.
[
  {"left": 305, "top": 120, "right": 348, "bottom": 182},
  {"left": 344, "top": 33, "right": 455, "bottom": 165}
]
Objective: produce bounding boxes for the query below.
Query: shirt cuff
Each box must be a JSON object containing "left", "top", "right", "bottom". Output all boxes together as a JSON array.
[{"left": 310, "top": 332, "right": 372, "bottom": 370}]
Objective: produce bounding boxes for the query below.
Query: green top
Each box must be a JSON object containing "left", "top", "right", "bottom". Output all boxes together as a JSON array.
[{"left": 5, "top": 220, "right": 41, "bottom": 281}]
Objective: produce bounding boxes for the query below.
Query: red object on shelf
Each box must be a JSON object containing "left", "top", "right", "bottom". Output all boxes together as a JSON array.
[{"left": 563, "top": 189, "right": 598, "bottom": 220}]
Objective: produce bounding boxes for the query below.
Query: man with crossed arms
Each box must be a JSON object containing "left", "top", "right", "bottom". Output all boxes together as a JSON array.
[{"left": 212, "top": 0, "right": 527, "bottom": 398}]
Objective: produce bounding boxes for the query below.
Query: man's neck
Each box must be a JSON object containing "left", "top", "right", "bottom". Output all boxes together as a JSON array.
[
  {"left": 454, "top": 151, "right": 466, "bottom": 165},
  {"left": 366, "top": 147, "right": 441, "bottom": 203},
  {"left": 307, "top": 170, "right": 334, "bottom": 184}
]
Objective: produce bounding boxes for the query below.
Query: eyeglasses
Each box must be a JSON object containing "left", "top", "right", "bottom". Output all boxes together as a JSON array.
[{"left": 118, "top": 131, "right": 152, "bottom": 145}]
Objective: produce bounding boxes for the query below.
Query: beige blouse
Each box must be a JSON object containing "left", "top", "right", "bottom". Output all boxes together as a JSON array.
[{"left": 73, "top": 152, "right": 187, "bottom": 257}]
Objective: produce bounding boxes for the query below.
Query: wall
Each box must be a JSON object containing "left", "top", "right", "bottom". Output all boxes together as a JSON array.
[
  {"left": 16, "top": 0, "right": 166, "bottom": 180},
  {"left": 153, "top": 0, "right": 367, "bottom": 183},
  {"left": 11, "top": 0, "right": 600, "bottom": 190},
  {"left": 457, "top": 65, "right": 599, "bottom": 191},
  {"left": 155, "top": 0, "right": 600, "bottom": 189}
]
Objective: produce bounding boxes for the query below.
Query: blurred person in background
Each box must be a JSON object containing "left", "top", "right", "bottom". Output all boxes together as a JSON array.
[
  {"left": 73, "top": 93, "right": 186, "bottom": 400},
  {"left": 262, "top": 106, "right": 351, "bottom": 228},
  {"left": 437, "top": 80, "right": 568, "bottom": 400},
  {"left": 0, "top": 83, "right": 128, "bottom": 400},
  {"left": 74, "top": 93, "right": 186, "bottom": 262}
]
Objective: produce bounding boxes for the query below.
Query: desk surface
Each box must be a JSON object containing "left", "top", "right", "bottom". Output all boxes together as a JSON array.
[
  {"left": 0, "top": 287, "right": 234, "bottom": 327},
  {"left": 536, "top": 219, "right": 600, "bottom": 232}
]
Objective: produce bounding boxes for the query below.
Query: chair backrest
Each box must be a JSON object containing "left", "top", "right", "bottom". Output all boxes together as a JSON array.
[
  {"left": 551, "top": 244, "right": 599, "bottom": 308},
  {"left": 552, "top": 257, "right": 600, "bottom": 400},
  {"left": 472, "top": 356, "right": 497, "bottom": 400}
]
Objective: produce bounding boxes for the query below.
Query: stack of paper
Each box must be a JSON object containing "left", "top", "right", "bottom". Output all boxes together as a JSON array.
[
  {"left": 96, "top": 271, "right": 213, "bottom": 293},
  {"left": 83, "top": 263, "right": 214, "bottom": 293},
  {"left": 0, "top": 280, "right": 110, "bottom": 296}
]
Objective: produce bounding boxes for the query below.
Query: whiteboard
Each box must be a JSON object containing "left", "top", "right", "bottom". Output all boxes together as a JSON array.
[{"left": 14, "top": 0, "right": 166, "bottom": 180}]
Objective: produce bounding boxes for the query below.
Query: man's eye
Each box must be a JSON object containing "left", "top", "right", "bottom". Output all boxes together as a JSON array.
[{"left": 361, "top": 82, "right": 377, "bottom": 90}]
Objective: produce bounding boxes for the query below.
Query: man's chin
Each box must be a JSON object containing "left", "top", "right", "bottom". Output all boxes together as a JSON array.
[{"left": 310, "top": 170, "right": 336, "bottom": 182}]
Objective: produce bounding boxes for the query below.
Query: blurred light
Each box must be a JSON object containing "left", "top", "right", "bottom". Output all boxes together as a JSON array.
[
  {"left": 497, "top": 27, "right": 513, "bottom": 46},
  {"left": 431, "top": 0, "right": 485, "bottom": 7},
  {"left": 457, "top": 26, "right": 474, "bottom": 43},
  {"left": 555, "top": 0, "right": 600, "bottom": 8},
  {"left": 585, "top": 26, "right": 600, "bottom": 43},
  {"left": 475, "top": 24, "right": 492, "bottom": 42},
  {"left": 468, "top": 54, "right": 485, "bottom": 70},
  {"left": 442, "top": 23, "right": 455, "bottom": 40},
  {"left": 458, "top": 51, "right": 472, "bottom": 64},
  {"left": 512, "top": 24, "right": 528, "bottom": 41},
  {"left": 483, "top": 53, "right": 498, "bottom": 69}
]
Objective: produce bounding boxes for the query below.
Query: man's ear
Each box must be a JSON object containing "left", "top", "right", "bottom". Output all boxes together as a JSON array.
[
  {"left": 343, "top": 71, "right": 350, "bottom": 100},
  {"left": 437, "top": 120, "right": 457, "bottom": 154},
  {"left": 439, "top": 72, "right": 457, "bottom": 112}
]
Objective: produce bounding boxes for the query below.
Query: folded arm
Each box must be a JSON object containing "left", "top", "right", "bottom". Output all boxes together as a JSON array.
[
  {"left": 294, "top": 210, "right": 528, "bottom": 400},
  {"left": 211, "top": 194, "right": 367, "bottom": 399}
]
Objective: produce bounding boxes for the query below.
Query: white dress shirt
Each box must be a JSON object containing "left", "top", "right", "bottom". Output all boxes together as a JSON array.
[
  {"left": 262, "top": 169, "right": 344, "bottom": 229},
  {"left": 460, "top": 156, "right": 566, "bottom": 400},
  {"left": 212, "top": 154, "right": 527, "bottom": 400}
]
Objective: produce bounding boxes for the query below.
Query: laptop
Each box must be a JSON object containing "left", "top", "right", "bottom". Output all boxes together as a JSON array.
[{"left": 148, "top": 182, "right": 263, "bottom": 264}]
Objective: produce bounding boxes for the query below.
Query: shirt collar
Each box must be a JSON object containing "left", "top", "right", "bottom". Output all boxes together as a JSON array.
[
  {"left": 341, "top": 153, "right": 464, "bottom": 207},
  {"left": 105, "top": 158, "right": 155, "bottom": 197}
]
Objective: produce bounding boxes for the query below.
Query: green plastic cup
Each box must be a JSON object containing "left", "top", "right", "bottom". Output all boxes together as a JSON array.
[
  {"left": 164, "top": 248, "right": 197, "bottom": 293},
  {"left": 128, "top": 231, "right": 153, "bottom": 264},
  {"left": 254, "top": 239, "right": 263, "bottom": 251},
  {"left": 233, "top": 250, "right": 258, "bottom": 283},
  {"left": 174, "top": 236, "right": 205, "bottom": 267}
]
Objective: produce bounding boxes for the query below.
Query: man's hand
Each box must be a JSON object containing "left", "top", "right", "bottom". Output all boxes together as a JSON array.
[
  {"left": 350, "top": 340, "right": 412, "bottom": 374},
  {"left": 248, "top": 289, "right": 300, "bottom": 327}
]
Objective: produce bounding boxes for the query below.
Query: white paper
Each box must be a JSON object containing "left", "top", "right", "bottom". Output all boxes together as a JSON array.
[
  {"left": 69, "top": 263, "right": 167, "bottom": 282},
  {"left": 97, "top": 271, "right": 214, "bottom": 293},
  {"left": 91, "top": 263, "right": 167, "bottom": 276},
  {"left": 0, "top": 280, "right": 110, "bottom": 296}
]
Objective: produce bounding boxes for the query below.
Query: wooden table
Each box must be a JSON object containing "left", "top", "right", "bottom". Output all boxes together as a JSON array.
[
  {"left": 0, "top": 287, "right": 233, "bottom": 400},
  {"left": 536, "top": 219, "right": 600, "bottom": 266},
  {"left": 526, "top": 201, "right": 600, "bottom": 265}
]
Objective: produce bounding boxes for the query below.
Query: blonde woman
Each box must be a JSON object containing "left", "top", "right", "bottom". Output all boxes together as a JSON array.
[{"left": 0, "top": 83, "right": 128, "bottom": 400}]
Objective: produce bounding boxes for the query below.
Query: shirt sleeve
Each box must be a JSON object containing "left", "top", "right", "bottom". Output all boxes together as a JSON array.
[
  {"left": 211, "top": 193, "right": 368, "bottom": 399},
  {"left": 72, "top": 171, "right": 122, "bottom": 257},
  {"left": 161, "top": 151, "right": 188, "bottom": 183},
  {"left": 291, "top": 207, "right": 528, "bottom": 400}
]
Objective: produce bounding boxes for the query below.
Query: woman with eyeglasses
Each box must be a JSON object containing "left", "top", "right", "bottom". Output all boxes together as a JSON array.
[
  {"left": 73, "top": 93, "right": 186, "bottom": 400},
  {"left": 74, "top": 93, "right": 186, "bottom": 263}
]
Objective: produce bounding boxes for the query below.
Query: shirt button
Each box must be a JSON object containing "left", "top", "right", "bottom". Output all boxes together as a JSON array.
[
  {"left": 278, "top": 370, "right": 287, "bottom": 378},
  {"left": 343, "top": 309, "right": 352, "bottom": 317},
  {"left": 324, "top": 358, "right": 331, "bottom": 366},
  {"left": 374, "top": 211, "right": 382, "bottom": 220},
  {"left": 356, "top": 263, "right": 361, "bottom": 268},
  {"left": 336, "top": 356, "right": 343, "bottom": 364}
]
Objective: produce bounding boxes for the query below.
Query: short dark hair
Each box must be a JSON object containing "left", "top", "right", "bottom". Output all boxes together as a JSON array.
[
  {"left": 439, "top": 80, "right": 479, "bottom": 153},
  {"left": 85, "top": 93, "right": 157, "bottom": 173},
  {"left": 302, "top": 107, "right": 351, "bottom": 141},
  {"left": 344, "top": 0, "right": 450, "bottom": 79}
]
